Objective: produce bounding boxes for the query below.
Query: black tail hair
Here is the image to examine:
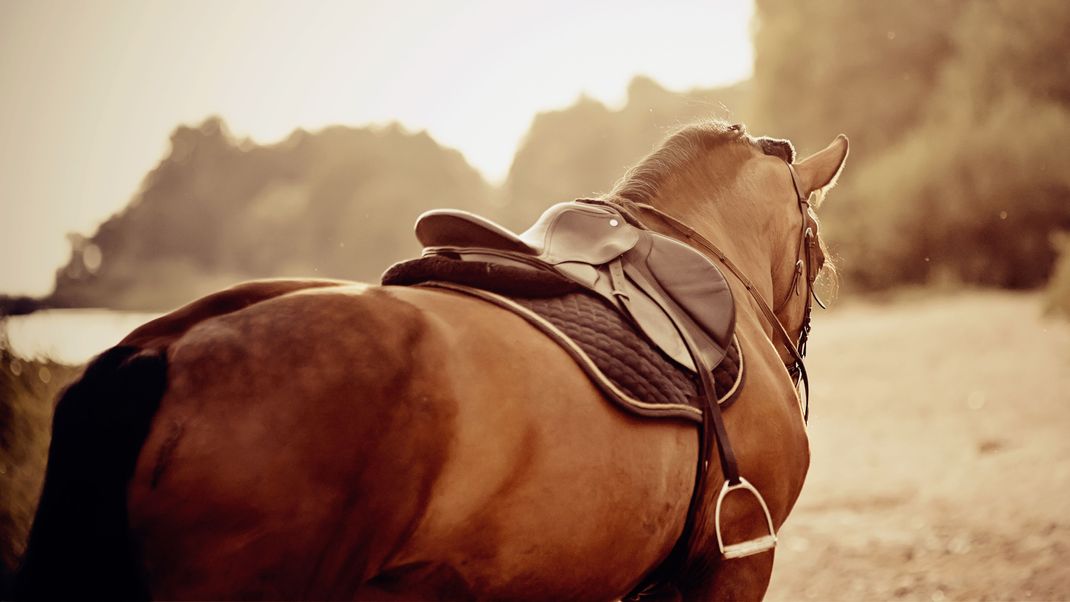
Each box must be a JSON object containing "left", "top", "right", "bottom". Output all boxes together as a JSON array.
[
  {"left": 1, "top": 561, "right": 11, "bottom": 601},
  {"left": 11, "top": 345, "right": 168, "bottom": 601}
]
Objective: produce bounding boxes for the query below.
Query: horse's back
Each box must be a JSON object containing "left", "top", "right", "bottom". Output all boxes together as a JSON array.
[{"left": 125, "top": 281, "right": 695, "bottom": 600}]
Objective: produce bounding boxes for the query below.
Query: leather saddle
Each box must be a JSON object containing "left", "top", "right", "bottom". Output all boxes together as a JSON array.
[{"left": 415, "top": 202, "right": 735, "bottom": 373}]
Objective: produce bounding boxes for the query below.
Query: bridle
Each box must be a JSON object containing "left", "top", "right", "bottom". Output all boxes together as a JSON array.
[
  {"left": 600, "top": 160, "right": 824, "bottom": 422},
  {"left": 784, "top": 161, "right": 827, "bottom": 355}
]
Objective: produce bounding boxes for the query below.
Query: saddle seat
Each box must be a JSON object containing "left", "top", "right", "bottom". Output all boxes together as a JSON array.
[{"left": 414, "top": 202, "right": 735, "bottom": 373}]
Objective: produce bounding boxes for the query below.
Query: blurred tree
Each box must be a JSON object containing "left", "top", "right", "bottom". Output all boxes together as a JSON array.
[
  {"left": 753, "top": 0, "right": 1070, "bottom": 290},
  {"left": 48, "top": 119, "right": 492, "bottom": 310},
  {"left": 752, "top": 0, "right": 962, "bottom": 157},
  {"left": 936, "top": 2, "right": 1070, "bottom": 114}
]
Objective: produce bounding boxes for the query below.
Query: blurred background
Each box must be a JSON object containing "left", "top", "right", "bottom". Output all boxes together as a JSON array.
[{"left": 1, "top": 0, "right": 1068, "bottom": 599}]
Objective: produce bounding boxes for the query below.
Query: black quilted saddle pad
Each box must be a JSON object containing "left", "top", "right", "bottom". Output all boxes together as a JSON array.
[{"left": 382, "top": 256, "right": 742, "bottom": 421}]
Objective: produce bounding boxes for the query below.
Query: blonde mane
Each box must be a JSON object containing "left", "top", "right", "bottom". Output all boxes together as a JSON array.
[
  {"left": 605, "top": 121, "right": 745, "bottom": 206},
  {"left": 606, "top": 121, "right": 799, "bottom": 207}
]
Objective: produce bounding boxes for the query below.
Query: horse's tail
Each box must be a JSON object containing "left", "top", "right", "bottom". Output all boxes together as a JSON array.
[
  {"left": 0, "top": 560, "right": 11, "bottom": 601},
  {"left": 11, "top": 345, "right": 168, "bottom": 601}
]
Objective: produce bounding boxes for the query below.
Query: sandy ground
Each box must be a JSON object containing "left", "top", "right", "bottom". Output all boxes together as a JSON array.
[{"left": 764, "top": 291, "right": 1070, "bottom": 602}]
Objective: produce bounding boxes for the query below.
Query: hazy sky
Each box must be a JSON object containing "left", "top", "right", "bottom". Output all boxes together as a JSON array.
[{"left": 0, "top": 0, "right": 753, "bottom": 296}]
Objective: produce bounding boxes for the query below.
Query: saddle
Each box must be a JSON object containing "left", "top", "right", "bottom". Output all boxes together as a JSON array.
[{"left": 415, "top": 202, "right": 735, "bottom": 374}]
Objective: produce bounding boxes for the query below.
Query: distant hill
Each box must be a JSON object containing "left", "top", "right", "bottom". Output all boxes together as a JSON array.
[
  {"left": 45, "top": 118, "right": 493, "bottom": 310},
  {"left": 36, "top": 77, "right": 749, "bottom": 311}
]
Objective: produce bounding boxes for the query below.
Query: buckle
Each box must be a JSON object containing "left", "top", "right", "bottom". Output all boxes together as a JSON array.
[{"left": 714, "top": 477, "right": 778, "bottom": 559}]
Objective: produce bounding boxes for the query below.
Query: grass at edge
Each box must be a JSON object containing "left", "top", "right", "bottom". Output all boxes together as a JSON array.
[{"left": 0, "top": 331, "right": 82, "bottom": 576}]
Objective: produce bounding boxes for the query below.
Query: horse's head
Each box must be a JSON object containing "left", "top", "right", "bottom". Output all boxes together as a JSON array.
[{"left": 607, "top": 122, "right": 849, "bottom": 367}]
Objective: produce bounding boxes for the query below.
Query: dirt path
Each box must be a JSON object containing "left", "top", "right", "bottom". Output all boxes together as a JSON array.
[{"left": 765, "top": 291, "right": 1070, "bottom": 601}]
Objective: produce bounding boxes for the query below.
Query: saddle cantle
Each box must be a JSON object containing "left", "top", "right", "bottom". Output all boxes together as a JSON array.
[{"left": 415, "top": 202, "right": 735, "bottom": 373}]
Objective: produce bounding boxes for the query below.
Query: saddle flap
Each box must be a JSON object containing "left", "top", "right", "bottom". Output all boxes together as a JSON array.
[
  {"left": 644, "top": 233, "right": 736, "bottom": 349},
  {"left": 614, "top": 282, "right": 698, "bottom": 371},
  {"left": 520, "top": 203, "right": 641, "bottom": 265},
  {"left": 415, "top": 209, "right": 536, "bottom": 254},
  {"left": 606, "top": 234, "right": 734, "bottom": 373}
]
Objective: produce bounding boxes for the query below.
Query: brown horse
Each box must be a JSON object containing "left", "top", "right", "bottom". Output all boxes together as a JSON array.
[{"left": 12, "top": 121, "right": 848, "bottom": 601}]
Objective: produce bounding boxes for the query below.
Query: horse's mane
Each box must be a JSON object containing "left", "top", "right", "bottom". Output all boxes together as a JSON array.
[{"left": 607, "top": 121, "right": 797, "bottom": 207}]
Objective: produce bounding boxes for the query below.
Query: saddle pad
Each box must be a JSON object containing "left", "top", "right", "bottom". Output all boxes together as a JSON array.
[
  {"left": 384, "top": 254, "right": 744, "bottom": 421},
  {"left": 510, "top": 291, "right": 744, "bottom": 418}
]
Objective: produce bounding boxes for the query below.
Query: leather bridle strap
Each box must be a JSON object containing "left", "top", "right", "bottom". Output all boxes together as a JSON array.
[
  {"left": 783, "top": 164, "right": 826, "bottom": 361},
  {"left": 783, "top": 164, "right": 811, "bottom": 306}
]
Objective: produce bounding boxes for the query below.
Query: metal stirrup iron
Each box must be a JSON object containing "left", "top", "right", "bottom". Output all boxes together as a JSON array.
[{"left": 714, "top": 477, "right": 778, "bottom": 559}]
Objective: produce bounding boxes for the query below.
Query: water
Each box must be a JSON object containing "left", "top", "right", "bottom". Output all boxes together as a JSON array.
[{"left": 1, "top": 309, "right": 162, "bottom": 365}]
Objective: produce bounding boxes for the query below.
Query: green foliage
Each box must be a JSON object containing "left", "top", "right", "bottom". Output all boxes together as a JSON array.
[
  {"left": 0, "top": 333, "right": 80, "bottom": 573},
  {"left": 753, "top": 0, "right": 1070, "bottom": 290},
  {"left": 834, "top": 95, "right": 1070, "bottom": 289},
  {"left": 752, "top": 0, "right": 962, "bottom": 157},
  {"left": 936, "top": 2, "right": 1070, "bottom": 116}
]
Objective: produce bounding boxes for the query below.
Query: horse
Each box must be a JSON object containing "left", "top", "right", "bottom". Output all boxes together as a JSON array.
[{"left": 11, "top": 121, "right": 848, "bottom": 601}]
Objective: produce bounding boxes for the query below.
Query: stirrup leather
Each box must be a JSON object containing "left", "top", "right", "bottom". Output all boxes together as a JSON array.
[{"left": 714, "top": 477, "right": 777, "bottom": 559}]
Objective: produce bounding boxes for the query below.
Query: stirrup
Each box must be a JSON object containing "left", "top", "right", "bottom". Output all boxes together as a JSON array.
[{"left": 714, "top": 477, "right": 777, "bottom": 559}]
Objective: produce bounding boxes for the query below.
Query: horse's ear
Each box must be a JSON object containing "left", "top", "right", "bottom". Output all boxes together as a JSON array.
[{"left": 795, "top": 134, "right": 849, "bottom": 207}]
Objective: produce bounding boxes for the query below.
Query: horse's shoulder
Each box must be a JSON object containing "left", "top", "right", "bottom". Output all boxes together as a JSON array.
[{"left": 119, "top": 278, "right": 352, "bottom": 349}]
